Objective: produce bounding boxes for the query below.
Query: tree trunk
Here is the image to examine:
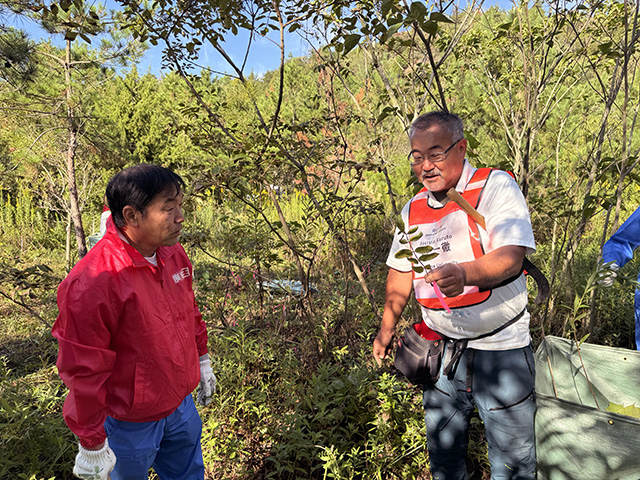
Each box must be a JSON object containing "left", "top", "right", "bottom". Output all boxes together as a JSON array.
[
  {"left": 65, "top": 211, "right": 71, "bottom": 270},
  {"left": 64, "top": 38, "right": 87, "bottom": 259}
]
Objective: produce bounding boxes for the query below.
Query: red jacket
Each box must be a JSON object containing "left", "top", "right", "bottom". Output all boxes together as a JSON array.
[{"left": 53, "top": 218, "right": 208, "bottom": 448}]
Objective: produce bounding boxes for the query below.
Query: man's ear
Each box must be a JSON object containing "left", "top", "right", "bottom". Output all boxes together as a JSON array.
[
  {"left": 122, "top": 205, "right": 140, "bottom": 227},
  {"left": 458, "top": 138, "right": 468, "bottom": 154}
]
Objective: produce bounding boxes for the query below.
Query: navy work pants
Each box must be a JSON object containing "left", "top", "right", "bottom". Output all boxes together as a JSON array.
[{"left": 423, "top": 345, "right": 536, "bottom": 480}]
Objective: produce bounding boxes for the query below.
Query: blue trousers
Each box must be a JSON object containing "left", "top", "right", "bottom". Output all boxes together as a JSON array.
[
  {"left": 423, "top": 345, "right": 536, "bottom": 480},
  {"left": 104, "top": 395, "right": 205, "bottom": 480}
]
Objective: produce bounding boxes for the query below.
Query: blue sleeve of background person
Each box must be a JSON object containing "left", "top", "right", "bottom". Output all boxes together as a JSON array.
[{"left": 602, "top": 207, "right": 640, "bottom": 267}]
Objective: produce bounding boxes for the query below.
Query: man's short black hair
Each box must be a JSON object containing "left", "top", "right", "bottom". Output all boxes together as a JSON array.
[
  {"left": 409, "top": 111, "right": 464, "bottom": 141},
  {"left": 106, "top": 164, "right": 185, "bottom": 228}
]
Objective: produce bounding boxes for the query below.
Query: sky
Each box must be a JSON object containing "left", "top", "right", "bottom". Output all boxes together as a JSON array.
[
  {"left": 2, "top": 0, "right": 318, "bottom": 77},
  {"left": 2, "top": 0, "right": 515, "bottom": 78}
]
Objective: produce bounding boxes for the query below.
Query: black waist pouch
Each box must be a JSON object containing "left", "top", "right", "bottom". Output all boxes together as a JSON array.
[
  {"left": 394, "top": 323, "right": 444, "bottom": 385},
  {"left": 395, "top": 308, "right": 527, "bottom": 385}
]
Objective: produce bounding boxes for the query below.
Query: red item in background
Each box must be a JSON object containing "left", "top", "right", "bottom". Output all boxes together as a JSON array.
[{"left": 413, "top": 322, "right": 442, "bottom": 340}]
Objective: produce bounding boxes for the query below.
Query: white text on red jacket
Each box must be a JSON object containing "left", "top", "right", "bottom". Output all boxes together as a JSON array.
[{"left": 172, "top": 267, "right": 191, "bottom": 284}]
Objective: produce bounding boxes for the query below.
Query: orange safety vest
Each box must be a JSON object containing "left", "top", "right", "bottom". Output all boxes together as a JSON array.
[{"left": 408, "top": 168, "right": 512, "bottom": 311}]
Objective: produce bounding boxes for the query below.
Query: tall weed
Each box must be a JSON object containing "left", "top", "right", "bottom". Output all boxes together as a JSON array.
[{"left": 0, "top": 341, "right": 74, "bottom": 479}]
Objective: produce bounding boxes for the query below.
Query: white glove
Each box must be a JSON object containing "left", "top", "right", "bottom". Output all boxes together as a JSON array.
[
  {"left": 73, "top": 438, "right": 116, "bottom": 480},
  {"left": 598, "top": 262, "right": 619, "bottom": 287},
  {"left": 197, "top": 354, "right": 216, "bottom": 406}
]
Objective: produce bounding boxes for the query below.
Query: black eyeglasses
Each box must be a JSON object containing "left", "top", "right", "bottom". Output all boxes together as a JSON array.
[{"left": 408, "top": 138, "right": 463, "bottom": 166}]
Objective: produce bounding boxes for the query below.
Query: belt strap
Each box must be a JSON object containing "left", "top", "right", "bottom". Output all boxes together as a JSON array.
[
  {"left": 442, "top": 339, "right": 468, "bottom": 378},
  {"left": 440, "top": 307, "right": 527, "bottom": 379}
]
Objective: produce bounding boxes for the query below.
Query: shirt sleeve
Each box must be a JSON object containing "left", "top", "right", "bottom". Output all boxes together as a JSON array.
[
  {"left": 479, "top": 171, "right": 536, "bottom": 255},
  {"left": 602, "top": 206, "right": 640, "bottom": 267},
  {"left": 52, "top": 275, "right": 117, "bottom": 448}
]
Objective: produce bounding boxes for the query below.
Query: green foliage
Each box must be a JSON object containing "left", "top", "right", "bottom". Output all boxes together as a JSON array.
[
  {"left": 0, "top": 262, "right": 58, "bottom": 297},
  {"left": 0, "top": 190, "right": 57, "bottom": 251},
  {"left": 0, "top": 27, "right": 37, "bottom": 86},
  {"left": 1, "top": 0, "right": 640, "bottom": 478},
  {"left": 394, "top": 221, "right": 438, "bottom": 275},
  {"left": 0, "top": 335, "right": 73, "bottom": 479},
  {"left": 199, "top": 318, "right": 428, "bottom": 479},
  {"left": 272, "top": 365, "right": 428, "bottom": 480},
  {"left": 559, "top": 262, "right": 601, "bottom": 339}
]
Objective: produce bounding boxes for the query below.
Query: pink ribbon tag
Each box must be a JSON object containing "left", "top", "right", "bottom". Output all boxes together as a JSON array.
[{"left": 432, "top": 283, "right": 451, "bottom": 313}]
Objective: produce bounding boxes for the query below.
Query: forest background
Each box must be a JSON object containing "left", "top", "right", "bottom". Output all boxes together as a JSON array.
[{"left": 1, "top": 0, "right": 639, "bottom": 478}]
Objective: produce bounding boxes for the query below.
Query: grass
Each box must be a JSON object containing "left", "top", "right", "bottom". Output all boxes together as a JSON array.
[{"left": 0, "top": 313, "right": 74, "bottom": 479}]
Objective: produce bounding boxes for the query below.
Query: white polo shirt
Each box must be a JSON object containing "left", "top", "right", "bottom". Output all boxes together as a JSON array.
[{"left": 387, "top": 160, "right": 536, "bottom": 350}]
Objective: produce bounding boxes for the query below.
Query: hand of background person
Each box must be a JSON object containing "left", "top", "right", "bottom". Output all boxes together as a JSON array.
[
  {"left": 73, "top": 439, "right": 116, "bottom": 480},
  {"left": 597, "top": 261, "right": 619, "bottom": 287},
  {"left": 197, "top": 354, "right": 217, "bottom": 406}
]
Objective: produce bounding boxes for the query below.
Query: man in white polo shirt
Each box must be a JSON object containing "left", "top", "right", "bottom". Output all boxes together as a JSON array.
[{"left": 373, "top": 111, "right": 536, "bottom": 480}]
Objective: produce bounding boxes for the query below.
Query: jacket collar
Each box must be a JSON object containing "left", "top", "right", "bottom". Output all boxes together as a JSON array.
[{"left": 103, "top": 216, "right": 177, "bottom": 268}]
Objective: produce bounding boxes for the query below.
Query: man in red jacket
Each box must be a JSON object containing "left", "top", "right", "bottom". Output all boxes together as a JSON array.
[{"left": 53, "top": 164, "right": 216, "bottom": 480}]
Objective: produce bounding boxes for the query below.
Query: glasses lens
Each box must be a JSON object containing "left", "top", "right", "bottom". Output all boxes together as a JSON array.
[{"left": 409, "top": 153, "right": 423, "bottom": 165}]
